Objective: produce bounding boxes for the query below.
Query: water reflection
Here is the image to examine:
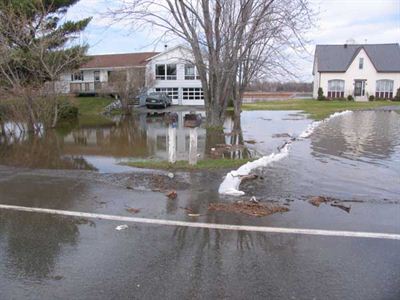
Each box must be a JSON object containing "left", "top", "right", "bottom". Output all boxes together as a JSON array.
[
  {"left": 0, "top": 176, "right": 89, "bottom": 280},
  {"left": 311, "top": 111, "right": 400, "bottom": 163},
  {"left": 0, "top": 111, "right": 250, "bottom": 171}
]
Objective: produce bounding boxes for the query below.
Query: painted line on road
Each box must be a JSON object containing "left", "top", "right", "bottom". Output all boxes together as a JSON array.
[{"left": 0, "top": 204, "right": 399, "bottom": 240}]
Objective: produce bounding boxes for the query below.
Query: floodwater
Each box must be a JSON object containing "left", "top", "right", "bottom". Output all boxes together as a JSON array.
[
  {"left": 0, "top": 109, "right": 399, "bottom": 202},
  {"left": 0, "top": 108, "right": 400, "bottom": 299}
]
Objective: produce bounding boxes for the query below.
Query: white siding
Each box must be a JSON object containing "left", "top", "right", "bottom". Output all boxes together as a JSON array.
[
  {"left": 146, "top": 46, "right": 203, "bottom": 105},
  {"left": 314, "top": 49, "right": 400, "bottom": 101}
]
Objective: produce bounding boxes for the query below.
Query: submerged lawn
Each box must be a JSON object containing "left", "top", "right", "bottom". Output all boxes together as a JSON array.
[
  {"left": 241, "top": 99, "right": 400, "bottom": 120},
  {"left": 124, "top": 159, "right": 252, "bottom": 171}
]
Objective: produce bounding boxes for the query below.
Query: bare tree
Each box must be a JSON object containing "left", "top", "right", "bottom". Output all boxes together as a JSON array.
[
  {"left": 107, "top": 67, "right": 146, "bottom": 114},
  {"left": 110, "top": 0, "right": 312, "bottom": 126}
]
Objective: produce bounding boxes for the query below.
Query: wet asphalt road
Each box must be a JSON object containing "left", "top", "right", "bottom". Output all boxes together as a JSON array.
[{"left": 0, "top": 168, "right": 399, "bottom": 300}]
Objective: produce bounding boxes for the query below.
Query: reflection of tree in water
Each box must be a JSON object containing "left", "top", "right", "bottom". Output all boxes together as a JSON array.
[
  {"left": 171, "top": 225, "right": 299, "bottom": 297},
  {"left": 311, "top": 111, "right": 400, "bottom": 160},
  {"left": 0, "top": 211, "right": 87, "bottom": 280},
  {"left": 205, "top": 116, "right": 251, "bottom": 159},
  {"left": 0, "top": 129, "right": 95, "bottom": 170}
]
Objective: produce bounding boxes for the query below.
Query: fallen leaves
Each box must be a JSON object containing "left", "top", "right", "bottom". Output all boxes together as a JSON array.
[
  {"left": 308, "top": 196, "right": 352, "bottom": 213},
  {"left": 166, "top": 190, "right": 177, "bottom": 199},
  {"left": 126, "top": 208, "right": 140, "bottom": 214},
  {"left": 208, "top": 201, "right": 289, "bottom": 217}
]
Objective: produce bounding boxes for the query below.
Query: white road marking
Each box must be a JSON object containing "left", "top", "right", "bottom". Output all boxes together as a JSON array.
[{"left": 0, "top": 204, "right": 399, "bottom": 240}]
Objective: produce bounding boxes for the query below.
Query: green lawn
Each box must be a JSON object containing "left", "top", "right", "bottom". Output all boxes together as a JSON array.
[
  {"left": 70, "top": 96, "right": 114, "bottom": 115},
  {"left": 241, "top": 99, "right": 400, "bottom": 120},
  {"left": 70, "top": 96, "right": 115, "bottom": 127},
  {"left": 124, "top": 158, "right": 252, "bottom": 171}
]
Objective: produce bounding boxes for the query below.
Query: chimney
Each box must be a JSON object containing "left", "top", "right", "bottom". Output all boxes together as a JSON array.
[{"left": 164, "top": 44, "right": 168, "bottom": 51}]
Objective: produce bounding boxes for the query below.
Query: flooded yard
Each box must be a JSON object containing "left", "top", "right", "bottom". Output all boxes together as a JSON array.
[{"left": 0, "top": 109, "right": 399, "bottom": 204}]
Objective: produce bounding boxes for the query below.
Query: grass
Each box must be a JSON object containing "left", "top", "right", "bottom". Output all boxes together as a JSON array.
[
  {"left": 240, "top": 99, "right": 400, "bottom": 120},
  {"left": 69, "top": 96, "right": 115, "bottom": 127},
  {"left": 123, "top": 158, "right": 252, "bottom": 171},
  {"left": 70, "top": 96, "right": 114, "bottom": 115}
]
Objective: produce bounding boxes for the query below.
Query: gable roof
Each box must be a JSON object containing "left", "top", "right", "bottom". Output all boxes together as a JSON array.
[
  {"left": 81, "top": 52, "right": 159, "bottom": 69},
  {"left": 146, "top": 45, "right": 193, "bottom": 61},
  {"left": 314, "top": 43, "right": 400, "bottom": 73}
]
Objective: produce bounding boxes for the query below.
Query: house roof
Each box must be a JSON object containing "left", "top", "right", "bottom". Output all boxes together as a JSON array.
[
  {"left": 314, "top": 43, "right": 400, "bottom": 73},
  {"left": 81, "top": 52, "right": 159, "bottom": 69},
  {"left": 146, "top": 45, "right": 192, "bottom": 61}
]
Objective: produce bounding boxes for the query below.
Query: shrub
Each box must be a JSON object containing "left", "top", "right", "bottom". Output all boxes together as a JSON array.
[
  {"left": 317, "top": 87, "right": 325, "bottom": 100},
  {"left": 58, "top": 101, "right": 79, "bottom": 121},
  {"left": 347, "top": 95, "right": 354, "bottom": 101},
  {"left": 368, "top": 95, "right": 375, "bottom": 101},
  {"left": 394, "top": 88, "right": 400, "bottom": 101}
]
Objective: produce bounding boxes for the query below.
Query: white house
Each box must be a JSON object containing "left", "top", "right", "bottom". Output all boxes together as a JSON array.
[
  {"left": 57, "top": 52, "right": 158, "bottom": 94},
  {"left": 57, "top": 45, "right": 205, "bottom": 106},
  {"left": 145, "top": 45, "right": 204, "bottom": 105},
  {"left": 313, "top": 43, "right": 400, "bottom": 101}
]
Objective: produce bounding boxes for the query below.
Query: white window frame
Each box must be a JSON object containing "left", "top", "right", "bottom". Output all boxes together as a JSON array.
[
  {"left": 94, "top": 71, "right": 100, "bottom": 82},
  {"left": 155, "top": 64, "right": 177, "bottom": 80},
  {"left": 376, "top": 79, "right": 394, "bottom": 99},
  {"left": 71, "top": 71, "right": 84, "bottom": 81},
  {"left": 184, "top": 64, "right": 200, "bottom": 80},
  {"left": 155, "top": 88, "right": 179, "bottom": 100},
  {"left": 327, "top": 79, "right": 345, "bottom": 98},
  {"left": 183, "top": 88, "right": 204, "bottom": 101},
  {"left": 359, "top": 58, "right": 364, "bottom": 69}
]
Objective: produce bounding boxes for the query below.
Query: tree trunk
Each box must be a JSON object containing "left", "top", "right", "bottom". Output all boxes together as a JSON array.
[
  {"left": 25, "top": 95, "right": 37, "bottom": 133},
  {"left": 51, "top": 82, "right": 58, "bottom": 128},
  {"left": 51, "top": 98, "right": 58, "bottom": 128},
  {"left": 120, "top": 98, "right": 130, "bottom": 115}
]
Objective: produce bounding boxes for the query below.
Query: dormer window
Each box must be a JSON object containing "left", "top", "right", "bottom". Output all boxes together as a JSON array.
[{"left": 359, "top": 58, "right": 364, "bottom": 69}]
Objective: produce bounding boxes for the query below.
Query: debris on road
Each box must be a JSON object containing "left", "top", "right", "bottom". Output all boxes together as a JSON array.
[
  {"left": 126, "top": 186, "right": 134, "bottom": 190},
  {"left": 208, "top": 201, "right": 289, "bottom": 217},
  {"left": 166, "top": 190, "right": 177, "bottom": 199},
  {"left": 272, "top": 133, "right": 292, "bottom": 138},
  {"left": 309, "top": 196, "right": 353, "bottom": 213},
  {"left": 115, "top": 225, "right": 129, "bottom": 231},
  {"left": 126, "top": 208, "right": 140, "bottom": 214},
  {"left": 187, "top": 213, "right": 201, "bottom": 217},
  {"left": 331, "top": 202, "right": 351, "bottom": 213},
  {"left": 167, "top": 172, "right": 174, "bottom": 179},
  {"left": 249, "top": 196, "right": 259, "bottom": 203},
  {"left": 244, "top": 139, "right": 257, "bottom": 144},
  {"left": 240, "top": 174, "right": 260, "bottom": 182},
  {"left": 309, "top": 196, "right": 333, "bottom": 207}
]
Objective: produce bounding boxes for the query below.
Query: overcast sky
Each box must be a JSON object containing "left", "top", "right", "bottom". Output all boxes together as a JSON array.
[{"left": 66, "top": 0, "right": 400, "bottom": 81}]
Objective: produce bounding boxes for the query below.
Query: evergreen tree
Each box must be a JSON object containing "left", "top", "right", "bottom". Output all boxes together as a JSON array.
[{"left": 0, "top": 0, "right": 91, "bottom": 128}]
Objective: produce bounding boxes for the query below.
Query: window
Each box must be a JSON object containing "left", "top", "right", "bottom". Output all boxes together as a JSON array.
[
  {"left": 376, "top": 80, "right": 394, "bottom": 99},
  {"left": 183, "top": 88, "right": 204, "bottom": 101},
  {"left": 71, "top": 71, "right": 84, "bottom": 81},
  {"left": 155, "top": 64, "right": 177, "bottom": 80},
  {"left": 94, "top": 71, "right": 100, "bottom": 82},
  {"left": 155, "top": 88, "right": 179, "bottom": 100},
  {"left": 359, "top": 58, "right": 364, "bottom": 69},
  {"left": 185, "top": 64, "right": 200, "bottom": 80},
  {"left": 166, "top": 64, "right": 177, "bottom": 80},
  {"left": 327, "top": 80, "right": 345, "bottom": 98},
  {"left": 156, "top": 64, "right": 166, "bottom": 80}
]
